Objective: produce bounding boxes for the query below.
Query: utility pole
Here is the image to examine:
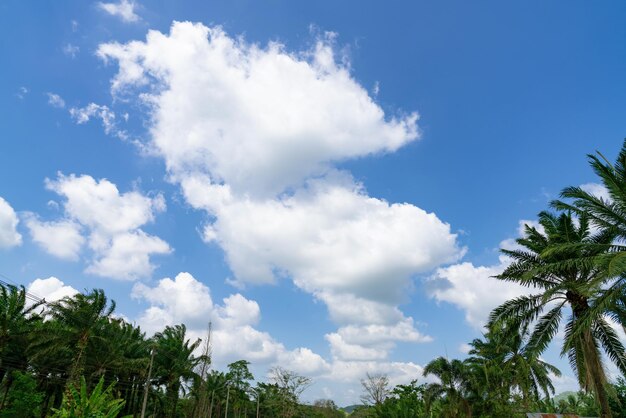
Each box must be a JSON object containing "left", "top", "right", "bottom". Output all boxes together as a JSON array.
[{"left": 140, "top": 348, "right": 155, "bottom": 418}]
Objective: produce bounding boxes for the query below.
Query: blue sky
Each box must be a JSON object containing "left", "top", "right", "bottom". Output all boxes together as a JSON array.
[{"left": 1, "top": 0, "right": 625, "bottom": 404}]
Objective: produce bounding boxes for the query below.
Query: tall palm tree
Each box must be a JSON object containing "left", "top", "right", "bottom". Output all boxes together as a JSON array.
[
  {"left": 153, "top": 324, "right": 203, "bottom": 418},
  {"left": 423, "top": 357, "right": 473, "bottom": 417},
  {"left": 489, "top": 211, "right": 626, "bottom": 418}
]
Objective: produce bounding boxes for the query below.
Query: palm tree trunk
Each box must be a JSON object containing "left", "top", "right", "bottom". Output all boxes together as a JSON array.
[
  {"left": 571, "top": 293, "right": 613, "bottom": 418},
  {"left": 582, "top": 329, "right": 612, "bottom": 418}
]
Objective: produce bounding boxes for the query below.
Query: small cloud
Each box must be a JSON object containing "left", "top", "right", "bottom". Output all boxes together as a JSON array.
[
  {"left": 16, "top": 87, "right": 28, "bottom": 100},
  {"left": 63, "top": 43, "right": 80, "bottom": 58},
  {"left": 69, "top": 102, "right": 130, "bottom": 141},
  {"left": 46, "top": 93, "right": 66, "bottom": 109},
  {"left": 459, "top": 343, "right": 472, "bottom": 354},
  {"left": 71, "top": 20, "right": 79, "bottom": 32},
  {"left": 372, "top": 81, "right": 380, "bottom": 97},
  {"left": 98, "top": 0, "right": 140, "bottom": 23}
]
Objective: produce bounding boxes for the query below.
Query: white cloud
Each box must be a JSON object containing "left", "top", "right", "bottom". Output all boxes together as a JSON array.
[
  {"left": 98, "top": 0, "right": 140, "bottom": 23},
  {"left": 27, "top": 277, "right": 78, "bottom": 305},
  {"left": 132, "top": 272, "right": 329, "bottom": 372},
  {"left": 29, "top": 173, "right": 170, "bottom": 279},
  {"left": 0, "top": 197, "right": 22, "bottom": 249},
  {"left": 97, "top": 22, "right": 419, "bottom": 197},
  {"left": 459, "top": 343, "right": 472, "bottom": 354},
  {"left": 46, "top": 92, "right": 66, "bottom": 109},
  {"left": 130, "top": 272, "right": 435, "bottom": 404},
  {"left": 84, "top": 231, "right": 170, "bottom": 279},
  {"left": 62, "top": 43, "right": 80, "bottom": 58},
  {"left": 23, "top": 214, "right": 84, "bottom": 260},
  {"left": 97, "top": 22, "right": 464, "bottom": 368}
]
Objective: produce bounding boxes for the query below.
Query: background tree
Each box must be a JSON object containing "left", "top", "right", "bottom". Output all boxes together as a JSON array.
[{"left": 360, "top": 372, "right": 390, "bottom": 406}]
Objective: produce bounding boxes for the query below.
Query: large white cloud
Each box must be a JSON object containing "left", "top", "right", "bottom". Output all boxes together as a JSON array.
[
  {"left": 0, "top": 197, "right": 22, "bottom": 249},
  {"left": 184, "top": 175, "right": 462, "bottom": 302},
  {"left": 97, "top": 21, "right": 418, "bottom": 197},
  {"left": 98, "top": 21, "right": 463, "bottom": 386},
  {"left": 29, "top": 174, "right": 170, "bottom": 279}
]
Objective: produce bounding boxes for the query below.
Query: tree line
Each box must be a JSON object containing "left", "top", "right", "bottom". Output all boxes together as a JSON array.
[{"left": 3, "top": 140, "right": 626, "bottom": 417}]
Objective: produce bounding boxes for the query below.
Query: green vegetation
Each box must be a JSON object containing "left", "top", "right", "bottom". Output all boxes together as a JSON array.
[{"left": 3, "top": 140, "right": 626, "bottom": 416}]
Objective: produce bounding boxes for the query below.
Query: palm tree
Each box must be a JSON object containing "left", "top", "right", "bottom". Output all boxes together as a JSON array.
[
  {"left": 34, "top": 289, "right": 116, "bottom": 389},
  {"left": 467, "top": 322, "right": 560, "bottom": 413},
  {"left": 552, "top": 140, "right": 626, "bottom": 340},
  {"left": 489, "top": 211, "right": 626, "bottom": 418},
  {"left": 423, "top": 357, "right": 473, "bottom": 417},
  {"left": 552, "top": 140, "right": 626, "bottom": 279},
  {"left": 153, "top": 324, "right": 203, "bottom": 418},
  {"left": 0, "top": 284, "right": 44, "bottom": 406}
]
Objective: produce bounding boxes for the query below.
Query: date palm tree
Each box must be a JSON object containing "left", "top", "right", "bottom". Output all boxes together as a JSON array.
[{"left": 489, "top": 211, "right": 626, "bottom": 418}]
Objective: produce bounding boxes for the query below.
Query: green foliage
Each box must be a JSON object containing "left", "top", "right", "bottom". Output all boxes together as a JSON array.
[
  {"left": 51, "top": 376, "right": 125, "bottom": 418},
  {"left": 609, "top": 377, "right": 626, "bottom": 418},
  {"left": 0, "top": 371, "right": 44, "bottom": 418},
  {"left": 373, "top": 380, "right": 426, "bottom": 418}
]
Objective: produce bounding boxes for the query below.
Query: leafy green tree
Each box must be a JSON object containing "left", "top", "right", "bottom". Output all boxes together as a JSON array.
[
  {"left": 374, "top": 380, "right": 426, "bottom": 418},
  {"left": 0, "top": 371, "right": 44, "bottom": 418},
  {"left": 489, "top": 211, "right": 626, "bottom": 417}
]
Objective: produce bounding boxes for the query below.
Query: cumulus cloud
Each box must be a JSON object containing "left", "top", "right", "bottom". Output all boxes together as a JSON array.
[
  {"left": 23, "top": 214, "right": 84, "bottom": 260},
  {"left": 98, "top": 0, "right": 140, "bottom": 23},
  {"left": 98, "top": 21, "right": 462, "bottom": 379},
  {"left": 27, "top": 277, "right": 78, "bottom": 306},
  {"left": 28, "top": 173, "right": 170, "bottom": 279},
  {"left": 0, "top": 197, "right": 22, "bottom": 249},
  {"left": 131, "top": 272, "right": 329, "bottom": 372},
  {"left": 97, "top": 22, "right": 419, "bottom": 196},
  {"left": 130, "top": 271, "right": 430, "bottom": 395}
]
